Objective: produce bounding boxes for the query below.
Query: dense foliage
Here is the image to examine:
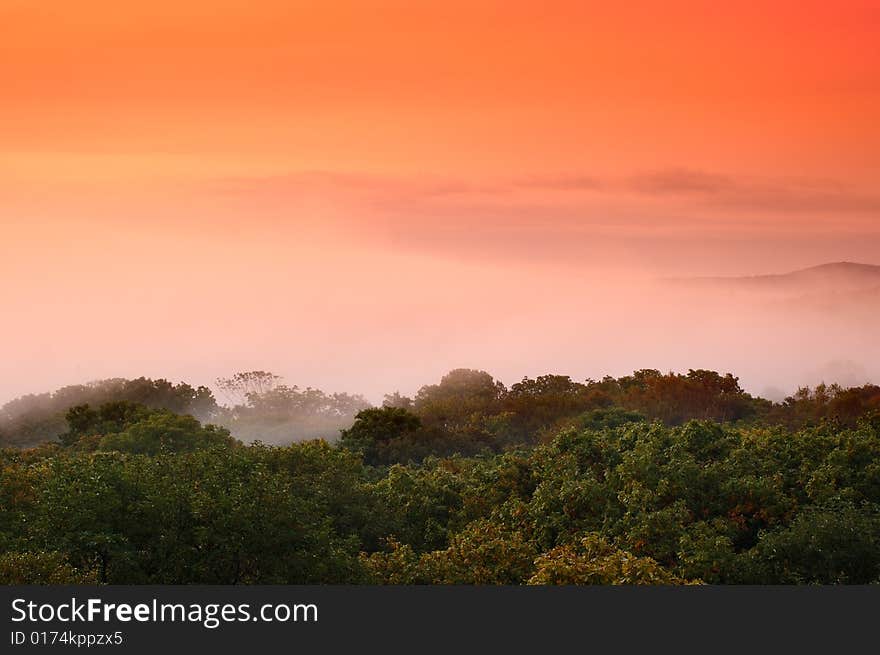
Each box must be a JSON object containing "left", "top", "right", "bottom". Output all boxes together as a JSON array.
[{"left": 1, "top": 368, "right": 879, "bottom": 585}]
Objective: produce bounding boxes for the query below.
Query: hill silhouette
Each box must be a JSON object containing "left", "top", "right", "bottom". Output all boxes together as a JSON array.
[{"left": 674, "top": 262, "right": 880, "bottom": 294}]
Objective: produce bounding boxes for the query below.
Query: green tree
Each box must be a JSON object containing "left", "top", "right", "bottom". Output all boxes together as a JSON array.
[
  {"left": 528, "top": 534, "right": 695, "bottom": 585},
  {"left": 0, "top": 552, "right": 98, "bottom": 584},
  {"left": 339, "top": 407, "right": 422, "bottom": 463},
  {"left": 98, "top": 413, "right": 235, "bottom": 455}
]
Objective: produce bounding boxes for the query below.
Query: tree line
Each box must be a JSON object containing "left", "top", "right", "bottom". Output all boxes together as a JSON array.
[
  {"left": 1, "top": 368, "right": 878, "bottom": 584},
  {"left": 3, "top": 368, "right": 878, "bottom": 451}
]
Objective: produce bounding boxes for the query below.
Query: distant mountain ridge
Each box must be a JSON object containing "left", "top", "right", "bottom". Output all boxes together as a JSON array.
[
  {"left": 669, "top": 262, "right": 880, "bottom": 294},
  {"left": 699, "top": 262, "right": 880, "bottom": 284}
]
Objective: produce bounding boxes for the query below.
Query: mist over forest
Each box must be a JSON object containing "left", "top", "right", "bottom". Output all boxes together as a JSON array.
[
  {"left": 660, "top": 261, "right": 880, "bottom": 398},
  {"left": 2, "top": 261, "right": 879, "bottom": 586},
  {"left": 2, "top": 261, "right": 878, "bottom": 413},
  {"left": 3, "top": 362, "right": 880, "bottom": 452}
]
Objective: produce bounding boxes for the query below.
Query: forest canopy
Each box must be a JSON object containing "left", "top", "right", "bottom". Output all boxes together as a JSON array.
[{"left": 1, "top": 368, "right": 878, "bottom": 585}]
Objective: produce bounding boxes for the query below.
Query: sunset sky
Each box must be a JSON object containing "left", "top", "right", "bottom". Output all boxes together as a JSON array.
[{"left": 2, "top": 1, "right": 879, "bottom": 402}]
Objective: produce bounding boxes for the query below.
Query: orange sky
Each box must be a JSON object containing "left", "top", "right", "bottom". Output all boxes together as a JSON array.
[{"left": 2, "top": 1, "right": 879, "bottom": 402}]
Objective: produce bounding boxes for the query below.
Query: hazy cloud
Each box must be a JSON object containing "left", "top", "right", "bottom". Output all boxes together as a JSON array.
[
  {"left": 628, "top": 168, "right": 880, "bottom": 214},
  {"left": 512, "top": 175, "right": 604, "bottom": 191},
  {"left": 628, "top": 169, "right": 734, "bottom": 195}
]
